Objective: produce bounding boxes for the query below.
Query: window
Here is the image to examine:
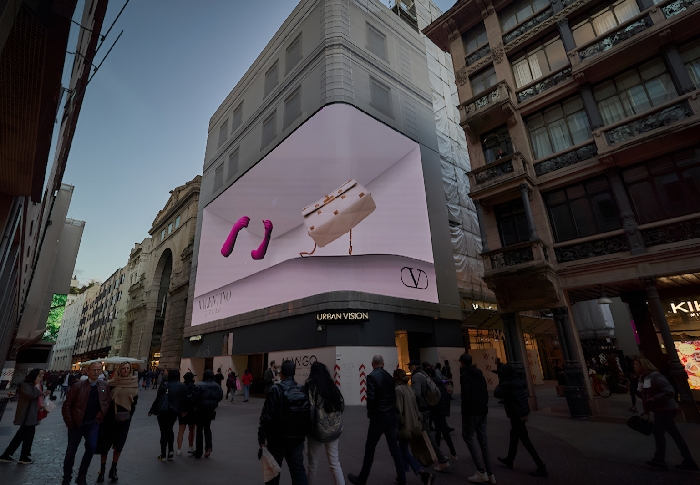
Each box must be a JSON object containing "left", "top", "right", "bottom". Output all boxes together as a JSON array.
[
  {"left": 367, "top": 24, "right": 387, "bottom": 61},
  {"left": 370, "top": 78, "right": 392, "bottom": 117},
  {"left": 572, "top": 0, "right": 640, "bottom": 46},
  {"left": 160, "top": 230, "right": 165, "bottom": 241},
  {"left": 680, "top": 39, "right": 700, "bottom": 89},
  {"left": 481, "top": 125, "right": 513, "bottom": 163},
  {"left": 217, "top": 119, "right": 228, "bottom": 148},
  {"left": 264, "top": 61, "right": 279, "bottom": 97},
  {"left": 463, "top": 23, "right": 488, "bottom": 56},
  {"left": 213, "top": 163, "right": 224, "bottom": 192},
  {"left": 495, "top": 198, "right": 531, "bottom": 247},
  {"left": 500, "top": 0, "right": 549, "bottom": 32},
  {"left": 262, "top": 111, "right": 277, "bottom": 148},
  {"left": 284, "top": 88, "right": 301, "bottom": 128},
  {"left": 470, "top": 66, "right": 497, "bottom": 96},
  {"left": 622, "top": 148, "right": 700, "bottom": 223},
  {"left": 232, "top": 102, "right": 243, "bottom": 131},
  {"left": 285, "top": 34, "right": 302, "bottom": 74},
  {"left": 227, "top": 150, "right": 238, "bottom": 181},
  {"left": 511, "top": 37, "right": 568, "bottom": 88},
  {"left": 544, "top": 177, "right": 621, "bottom": 242},
  {"left": 526, "top": 96, "right": 592, "bottom": 159},
  {"left": 175, "top": 215, "right": 181, "bottom": 228},
  {"left": 593, "top": 57, "right": 677, "bottom": 125},
  {"left": 168, "top": 222, "right": 173, "bottom": 234}
]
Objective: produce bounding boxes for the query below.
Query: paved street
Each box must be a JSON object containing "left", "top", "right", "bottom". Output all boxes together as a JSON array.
[{"left": 1, "top": 386, "right": 699, "bottom": 485}]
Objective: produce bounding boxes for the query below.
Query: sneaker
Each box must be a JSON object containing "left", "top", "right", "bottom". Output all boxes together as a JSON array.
[
  {"left": 167, "top": 451, "right": 174, "bottom": 461},
  {"left": 434, "top": 461, "right": 451, "bottom": 472},
  {"left": 157, "top": 455, "right": 166, "bottom": 462},
  {"left": 488, "top": 474, "right": 497, "bottom": 484},
  {"left": 468, "top": 470, "right": 489, "bottom": 483},
  {"left": 450, "top": 454, "right": 459, "bottom": 461},
  {"left": 187, "top": 446, "right": 195, "bottom": 454},
  {"left": 0, "top": 454, "right": 15, "bottom": 463},
  {"left": 176, "top": 449, "right": 182, "bottom": 456},
  {"left": 17, "top": 457, "right": 33, "bottom": 465},
  {"left": 676, "top": 461, "right": 699, "bottom": 471},
  {"left": 497, "top": 457, "right": 513, "bottom": 469}
]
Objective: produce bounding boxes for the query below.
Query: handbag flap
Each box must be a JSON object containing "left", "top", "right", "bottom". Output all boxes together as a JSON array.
[{"left": 302, "top": 180, "right": 357, "bottom": 217}]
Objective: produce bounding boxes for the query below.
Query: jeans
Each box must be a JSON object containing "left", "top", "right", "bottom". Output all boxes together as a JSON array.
[
  {"left": 462, "top": 414, "right": 492, "bottom": 474},
  {"left": 157, "top": 413, "right": 177, "bottom": 456},
  {"left": 63, "top": 421, "right": 100, "bottom": 480},
  {"left": 4, "top": 424, "right": 36, "bottom": 458},
  {"left": 506, "top": 416, "right": 544, "bottom": 468},
  {"left": 433, "top": 411, "right": 456, "bottom": 456},
  {"left": 195, "top": 410, "right": 214, "bottom": 457},
  {"left": 267, "top": 439, "right": 308, "bottom": 485},
  {"left": 398, "top": 438, "right": 424, "bottom": 475},
  {"left": 421, "top": 411, "right": 447, "bottom": 464},
  {"left": 652, "top": 410, "right": 694, "bottom": 464},
  {"left": 359, "top": 414, "right": 406, "bottom": 485},
  {"left": 244, "top": 385, "right": 250, "bottom": 401},
  {"left": 307, "top": 437, "right": 344, "bottom": 485}
]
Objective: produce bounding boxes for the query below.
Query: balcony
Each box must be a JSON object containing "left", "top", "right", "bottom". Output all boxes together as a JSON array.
[
  {"left": 468, "top": 152, "right": 535, "bottom": 196},
  {"left": 575, "top": 15, "right": 653, "bottom": 63},
  {"left": 459, "top": 81, "right": 516, "bottom": 135},
  {"left": 533, "top": 142, "right": 598, "bottom": 177},
  {"left": 466, "top": 44, "right": 491, "bottom": 66},
  {"left": 662, "top": 0, "right": 700, "bottom": 18},
  {"left": 516, "top": 66, "right": 573, "bottom": 104},
  {"left": 502, "top": 6, "right": 554, "bottom": 47},
  {"left": 554, "top": 230, "right": 630, "bottom": 264},
  {"left": 640, "top": 215, "right": 700, "bottom": 248},
  {"left": 483, "top": 239, "right": 551, "bottom": 272}
]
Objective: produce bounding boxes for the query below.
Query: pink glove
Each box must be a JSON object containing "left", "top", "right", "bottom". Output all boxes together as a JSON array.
[
  {"left": 221, "top": 216, "right": 250, "bottom": 257},
  {"left": 251, "top": 220, "right": 273, "bottom": 260}
]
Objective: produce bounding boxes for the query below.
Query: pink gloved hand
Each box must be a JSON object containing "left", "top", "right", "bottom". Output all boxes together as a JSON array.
[
  {"left": 251, "top": 220, "right": 273, "bottom": 260},
  {"left": 221, "top": 216, "right": 250, "bottom": 257}
]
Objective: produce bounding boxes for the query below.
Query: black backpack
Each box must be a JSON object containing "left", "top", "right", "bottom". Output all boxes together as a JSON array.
[{"left": 279, "top": 381, "right": 311, "bottom": 438}]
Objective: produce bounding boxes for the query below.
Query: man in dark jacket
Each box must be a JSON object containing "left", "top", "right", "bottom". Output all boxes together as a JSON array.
[
  {"left": 348, "top": 355, "right": 406, "bottom": 485},
  {"left": 194, "top": 370, "right": 223, "bottom": 458},
  {"left": 61, "top": 362, "right": 110, "bottom": 485},
  {"left": 258, "top": 360, "right": 309, "bottom": 485},
  {"left": 494, "top": 363, "right": 547, "bottom": 478},
  {"left": 460, "top": 353, "right": 494, "bottom": 483},
  {"left": 409, "top": 359, "right": 449, "bottom": 471}
]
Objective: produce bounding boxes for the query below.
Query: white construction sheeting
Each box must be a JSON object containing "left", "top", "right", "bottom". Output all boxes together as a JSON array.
[{"left": 572, "top": 300, "right": 616, "bottom": 339}]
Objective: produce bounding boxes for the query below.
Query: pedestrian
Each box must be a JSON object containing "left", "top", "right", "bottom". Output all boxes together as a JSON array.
[
  {"left": 154, "top": 368, "right": 164, "bottom": 389},
  {"left": 305, "top": 362, "right": 345, "bottom": 485},
  {"left": 148, "top": 369, "right": 188, "bottom": 461},
  {"left": 264, "top": 360, "right": 278, "bottom": 395},
  {"left": 625, "top": 356, "right": 638, "bottom": 412},
  {"left": 394, "top": 369, "right": 435, "bottom": 485},
  {"left": 226, "top": 370, "right": 237, "bottom": 403},
  {"left": 259, "top": 360, "right": 310, "bottom": 485},
  {"left": 348, "top": 355, "right": 406, "bottom": 485},
  {"left": 0, "top": 369, "right": 51, "bottom": 465},
  {"left": 95, "top": 361, "right": 139, "bottom": 482},
  {"left": 459, "top": 353, "right": 494, "bottom": 483},
  {"left": 62, "top": 371, "right": 70, "bottom": 399},
  {"left": 193, "top": 370, "right": 224, "bottom": 458},
  {"left": 494, "top": 363, "right": 547, "bottom": 477},
  {"left": 408, "top": 359, "right": 450, "bottom": 472},
  {"left": 634, "top": 358, "right": 698, "bottom": 471},
  {"left": 214, "top": 368, "right": 225, "bottom": 388},
  {"left": 61, "top": 362, "right": 111, "bottom": 485},
  {"left": 434, "top": 363, "right": 444, "bottom": 381},
  {"left": 443, "top": 360, "right": 452, "bottom": 380},
  {"left": 177, "top": 372, "right": 198, "bottom": 456},
  {"left": 426, "top": 367, "right": 458, "bottom": 460},
  {"left": 145, "top": 368, "right": 153, "bottom": 390},
  {"left": 242, "top": 369, "right": 253, "bottom": 402}
]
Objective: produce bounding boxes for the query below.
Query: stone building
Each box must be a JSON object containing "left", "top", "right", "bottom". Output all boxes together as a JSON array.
[
  {"left": 424, "top": 0, "right": 700, "bottom": 419},
  {"left": 49, "top": 283, "right": 99, "bottom": 370}
]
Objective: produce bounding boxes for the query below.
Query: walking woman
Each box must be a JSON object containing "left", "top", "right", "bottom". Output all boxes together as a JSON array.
[
  {"left": 635, "top": 358, "right": 698, "bottom": 471},
  {"left": 241, "top": 369, "right": 253, "bottom": 402},
  {"left": 394, "top": 369, "right": 435, "bottom": 485},
  {"left": 305, "top": 362, "right": 345, "bottom": 485},
  {"left": 148, "top": 369, "right": 188, "bottom": 461},
  {"left": 226, "top": 371, "right": 237, "bottom": 403},
  {"left": 177, "top": 372, "right": 198, "bottom": 455},
  {"left": 95, "top": 362, "right": 139, "bottom": 482},
  {"left": 0, "top": 370, "right": 50, "bottom": 464}
]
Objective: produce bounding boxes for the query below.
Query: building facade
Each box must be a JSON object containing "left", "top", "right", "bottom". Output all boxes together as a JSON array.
[
  {"left": 425, "top": 0, "right": 700, "bottom": 419},
  {"left": 50, "top": 283, "right": 99, "bottom": 370}
]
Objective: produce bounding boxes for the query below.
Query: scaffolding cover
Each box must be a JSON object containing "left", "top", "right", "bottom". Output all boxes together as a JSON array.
[{"left": 572, "top": 300, "right": 616, "bottom": 339}]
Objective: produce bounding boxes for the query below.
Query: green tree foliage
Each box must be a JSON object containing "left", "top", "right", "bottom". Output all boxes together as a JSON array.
[{"left": 43, "top": 294, "right": 68, "bottom": 342}]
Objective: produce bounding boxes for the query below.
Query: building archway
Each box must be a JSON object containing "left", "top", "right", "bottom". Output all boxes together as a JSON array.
[{"left": 150, "top": 248, "right": 172, "bottom": 368}]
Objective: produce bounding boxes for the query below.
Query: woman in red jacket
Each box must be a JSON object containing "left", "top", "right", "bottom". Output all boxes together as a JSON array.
[{"left": 241, "top": 369, "right": 253, "bottom": 402}]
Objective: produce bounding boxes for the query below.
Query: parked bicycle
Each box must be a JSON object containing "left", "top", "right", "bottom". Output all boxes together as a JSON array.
[{"left": 590, "top": 373, "right": 611, "bottom": 398}]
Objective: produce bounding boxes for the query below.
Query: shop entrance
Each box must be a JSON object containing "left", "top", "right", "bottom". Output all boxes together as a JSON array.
[{"left": 395, "top": 330, "right": 432, "bottom": 371}]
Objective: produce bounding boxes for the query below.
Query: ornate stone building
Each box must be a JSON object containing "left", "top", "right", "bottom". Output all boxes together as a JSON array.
[{"left": 425, "top": 0, "right": 700, "bottom": 420}]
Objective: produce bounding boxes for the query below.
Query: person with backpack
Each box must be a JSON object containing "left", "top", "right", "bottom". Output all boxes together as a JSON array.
[
  {"left": 258, "top": 360, "right": 310, "bottom": 485},
  {"left": 226, "top": 371, "right": 238, "bottom": 403},
  {"left": 305, "top": 362, "right": 345, "bottom": 485},
  {"left": 177, "top": 372, "right": 198, "bottom": 456},
  {"left": 426, "top": 367, "right": 458, "bottom": 461},
  {"left": 408, "top": 359, "right": 449, "bottom": 472},
  {"left": 194, "top": 370, "right": 224, "bottom": 458},
  {"left": 148, "top": 369, "right": 189, "bottom": 461}
]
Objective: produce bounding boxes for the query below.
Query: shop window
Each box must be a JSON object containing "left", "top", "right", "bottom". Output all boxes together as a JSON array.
[
  {"left": 481, "top": 125, "right": 513, "bottom": 163},
  {"left": 571, "top": 0, "right": 640, "bottom": 47},
  {"left": 367, "top": 23, "right": 387, "bottom": 61},
  {"left": 471, "top": 66, "right": 497, "bottom": 96},
  {"left": 284, "top": 87, "right": 301, "bottom": 128},
  {"left": 232, "top": 102, "right": 243, "bottom": 132},
  {"left": 264, "top": 61, "right": 279, "bottom": 98},
  {"left": 285, "top": 34, "right": 302, "bottom": 74},
  {"left": 370, "top": 77, "right": 392, "bottom": 117},
  {"left": 500, "top": 0, "right": 549, "bottom": 32},
  {"left": 622, "top": 148, "right": 700, "bottom": 223},
  {"left": 511, "top": 37, "right": 568, "bottom": 89},
  {"left": 526, "top": 96, "right": 592, "bottom": 159},
  {"left": 262, "top": 110, "right": 277, "bottom": 148},
  {"left": 495, "top": 198, "right": 530, "bottom": 247},
  {"left": 544, "top": 177, "right": 621, "bottom": 242},
  {"left": 213, "top": 163, "right": 224, "bottom": 192},
  {"left": 227, "top": 150, "right": 239, "bottom": 181},
  {"left": 680, "top": 38, "right": 700, "bottom": 89},
  {"left": 593, "top": 57, "right": 677, "bottom": 126},
  {"left": 217, "top": 119, "right": 228, "bottom": 148},
  {"left": 463, "top": 22, "right": 488, "bottom": 56}
]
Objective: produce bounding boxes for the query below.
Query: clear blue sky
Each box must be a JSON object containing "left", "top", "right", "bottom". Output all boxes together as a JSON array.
[{"left": 63, "top": 0, "right": 456, "bottom": 284}]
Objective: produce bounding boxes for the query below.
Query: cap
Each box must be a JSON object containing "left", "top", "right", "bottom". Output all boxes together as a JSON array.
[{"left": 408, "top": 359, "right": 421, "bottom": 367}]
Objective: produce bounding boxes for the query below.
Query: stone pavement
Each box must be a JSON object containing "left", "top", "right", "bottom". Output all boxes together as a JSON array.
[{"left": 0, "top": 386, "right": 699, "bottom": 485}]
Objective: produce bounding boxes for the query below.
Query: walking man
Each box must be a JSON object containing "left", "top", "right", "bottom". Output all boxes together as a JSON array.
[
  {"left": 460, "top": 353, "right": 495, "bottom": 483},
  {"left": 348, "top": 355, "right": 406, "bottom": 485},
  {"left": 193, "top": 370, "right": 223, "bottom": 458},
  {"left": 258, "top": 360, "right": 310, "bottom": 485},
  {"left": 61, "top": 362, "right": 110, "bottom": 485},
  {"left": 264, "top": 360, "right": 277, "bottom": 395}
]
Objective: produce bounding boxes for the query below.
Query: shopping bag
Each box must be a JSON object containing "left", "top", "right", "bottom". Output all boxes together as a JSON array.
[
  {"left": 409, "top": 431, "right": 438, "bottom": 467},
  {"left": 627, "top": 414, "right": 653, "bottom": 436},
  {"left": 43, "top": 396, "right": 57, "bottom": 413},
  {"left": 261, "top": 447, "right": 281, "bottom": 482}
]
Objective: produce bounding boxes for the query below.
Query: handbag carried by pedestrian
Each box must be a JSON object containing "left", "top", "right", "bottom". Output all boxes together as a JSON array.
[
  {"left": 260, "top": 446, "right": 281, "bottom": 482},
  {"left": 409, "top": 431, "right": 438, "bottom": 467},
  {"left": 152, "top": 384, "right": 171, "bottom": 415},
  {"left": 627, "top": 413, "right": 653, "bottom": 436}
]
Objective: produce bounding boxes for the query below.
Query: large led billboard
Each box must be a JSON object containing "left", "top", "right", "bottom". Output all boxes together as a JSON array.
[{"left": 192, "top": 104, "right": 437, "bottom": 326}]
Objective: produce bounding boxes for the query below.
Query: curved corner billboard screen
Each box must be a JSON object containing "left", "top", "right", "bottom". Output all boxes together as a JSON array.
[{"left": 192, "top": 104, "right": 437, "bottom": 326}]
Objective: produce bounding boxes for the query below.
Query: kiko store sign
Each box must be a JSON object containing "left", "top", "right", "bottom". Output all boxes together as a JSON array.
[{"left": 316, "top": 311, "right": 369, "bottom": 324}]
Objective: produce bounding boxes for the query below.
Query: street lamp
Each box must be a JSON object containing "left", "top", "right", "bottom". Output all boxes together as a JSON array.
[{"left": 598, "top": 285, "right": 612, "bottom": 305}]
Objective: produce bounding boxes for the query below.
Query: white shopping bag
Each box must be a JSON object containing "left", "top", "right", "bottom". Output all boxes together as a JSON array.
[
  {"left": 261, "top": 447, "right": 281, "bottom": 482},
  {"left": 43, "top": 396, "right": 57, "bottom": 413}
]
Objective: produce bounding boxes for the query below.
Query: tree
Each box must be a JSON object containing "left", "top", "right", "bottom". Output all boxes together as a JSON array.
[{"left": 43, "top": 294, "right": 68, "bottom": 342}]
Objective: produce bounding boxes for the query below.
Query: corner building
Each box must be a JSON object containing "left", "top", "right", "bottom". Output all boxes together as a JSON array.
[
  {"left": 182, "top": 0, "right": 478, "bottom": 403},
  {"left": 424, "top": 0, "right": 700, "bottom": 419}
]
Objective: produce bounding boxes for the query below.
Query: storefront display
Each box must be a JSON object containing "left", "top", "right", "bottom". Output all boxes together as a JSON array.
[{"left": 675, "top": 341, "right": 700, "bottom": 390}]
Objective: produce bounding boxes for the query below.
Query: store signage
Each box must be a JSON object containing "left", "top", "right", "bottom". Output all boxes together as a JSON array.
[
  {"left": 316, "top": 311, "right": 369, "bottom": 323},
  {"left": 189, "top": 335, "right": 202, "bottom": 342},
  {"left": 669, "top": 300, "right": 700, "bottom": 319}
]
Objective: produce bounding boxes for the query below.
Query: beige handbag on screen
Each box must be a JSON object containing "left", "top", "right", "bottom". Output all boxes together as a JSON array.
[{"left": 300, "top": 179, "right": 376, "bottom": 255}]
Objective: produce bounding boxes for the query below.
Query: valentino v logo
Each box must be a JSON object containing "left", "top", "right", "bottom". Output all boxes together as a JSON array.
[{"left": 401, "top": 267, "right": 428, "bottom": 289}]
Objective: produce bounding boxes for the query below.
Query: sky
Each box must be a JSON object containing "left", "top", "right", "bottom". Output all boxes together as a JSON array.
[{"left": 61, "top": 0, "right": 457, "bottom": 284}]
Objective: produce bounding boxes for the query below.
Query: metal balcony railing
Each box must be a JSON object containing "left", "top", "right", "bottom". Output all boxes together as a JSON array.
[
  {"left": 574, "top": 14, "right": 653, "bottom": 62},
  {"left": 483, "top": 239, "right": 550, "bottom": 271},
  {"left": 469, "top": 152, "right": 534, "bottom": 191},
  {"left": 516, "top": 66, "right": 572, "bottom": 103},
  {"left": 533, "top": 142, "right": 598, "bottom": 177}
]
